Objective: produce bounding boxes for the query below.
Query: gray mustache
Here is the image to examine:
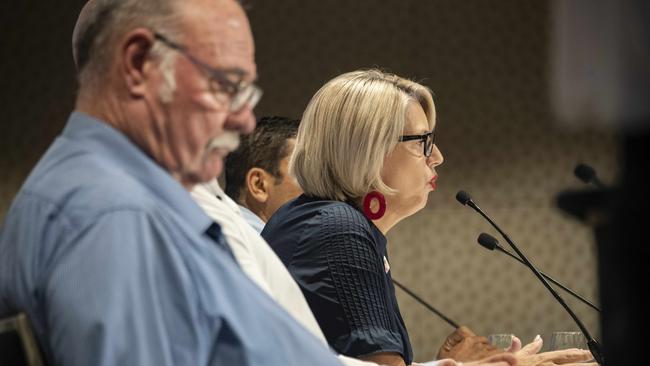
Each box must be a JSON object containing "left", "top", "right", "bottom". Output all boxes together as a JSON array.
[{"left": 206, "top": 131, "right": 240, "bottom": 152}]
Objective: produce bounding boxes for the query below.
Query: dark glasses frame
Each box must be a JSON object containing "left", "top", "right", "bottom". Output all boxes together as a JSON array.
[{"left": 398, "top": 130, "right": 435, "bottom": 157}]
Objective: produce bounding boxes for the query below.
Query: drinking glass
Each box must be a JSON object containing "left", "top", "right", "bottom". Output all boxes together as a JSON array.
[
  {"left": 549, "top": 331, "right": 587, "bottom": 350},
  {"left": 487, "top": 333, "right": 514, "bottom": 349}
]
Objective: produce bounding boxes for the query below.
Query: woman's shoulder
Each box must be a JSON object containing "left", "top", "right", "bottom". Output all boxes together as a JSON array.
[
  {"left": 286, "top": 196, "right": 366, "bottom": 224},
  {"left": 273, "top": 195, "right": 363, "bottom": 220},
  {"left": 314, "top": 199, "right": 362, "bottom": 216},
  {"left": 304, "top": 200, "right": 380, "bottom": 241},
  {"left": 265, "top": 195, "right": 376, "bottom": 241},
  {"left": 318, "top": 201, "right": 367, "bottom": 225}
]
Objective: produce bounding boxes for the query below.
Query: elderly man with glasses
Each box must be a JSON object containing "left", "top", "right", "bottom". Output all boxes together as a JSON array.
[{"left": 0, "top": 0, "right": 348, "bottom": 365}]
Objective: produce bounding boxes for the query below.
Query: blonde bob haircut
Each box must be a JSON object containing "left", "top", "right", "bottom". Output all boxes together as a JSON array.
[{"left": 291, "top": 69, "right": 436, "bottom": 202}]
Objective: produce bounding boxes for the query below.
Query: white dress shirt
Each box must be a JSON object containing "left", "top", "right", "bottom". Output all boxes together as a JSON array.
[{"left": 238, "top": 204, "right": 265, "bottom": 234}]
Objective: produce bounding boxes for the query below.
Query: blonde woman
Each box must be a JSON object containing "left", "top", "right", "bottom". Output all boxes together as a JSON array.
[{"left": 262, "top": 70, "right": 595, "bottom": 366}]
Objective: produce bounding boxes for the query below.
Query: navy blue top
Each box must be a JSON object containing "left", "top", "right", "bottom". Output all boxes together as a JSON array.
[{"left": 262, "top": 195, "right": 413, "bottom": 364}]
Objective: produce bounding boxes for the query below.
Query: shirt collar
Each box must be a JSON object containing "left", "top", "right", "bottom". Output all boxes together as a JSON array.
[
  {"left": 238, "top": 205, "right": 266, "bottom": 234},
  {"left": 63, "top": 111, "right": 214, "bottom": 234},
  {"left": 202, "top": 179, "right": 241, "bottom": 212}
]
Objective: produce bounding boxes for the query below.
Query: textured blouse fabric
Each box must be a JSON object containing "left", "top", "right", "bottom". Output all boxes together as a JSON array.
[{"left": 262, "top": 195, "right": 413, "bottom": 364}]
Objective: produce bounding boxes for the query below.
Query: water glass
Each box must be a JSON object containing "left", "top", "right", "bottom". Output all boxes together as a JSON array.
[
  {"left": 549, "top": 331, "right": 587, "bottom": 350},
  {"left": 487, "top": 333, "right": 514, "bottom": 349}
]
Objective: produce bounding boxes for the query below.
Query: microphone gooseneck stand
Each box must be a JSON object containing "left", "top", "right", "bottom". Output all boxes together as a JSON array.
[
  {"left": 392, "top": 279, "right": 459, "bottom": 329},
  {"left": 456, "top": 190, "right": 604, "bottom": 365},
  {"left": 477, "top": 233, "right": 601, "bottom": 312}
]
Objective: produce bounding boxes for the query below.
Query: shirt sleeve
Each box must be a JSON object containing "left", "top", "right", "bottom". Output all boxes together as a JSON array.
[
  {"left": 43, "top": 209, "right": 200, "bottom": 366},
  {"left": 319, "top": 208, "right": 404, "bottom": 359}
]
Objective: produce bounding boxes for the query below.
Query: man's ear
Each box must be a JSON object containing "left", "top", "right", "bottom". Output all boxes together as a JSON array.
[
  {"left": 246, "top": 168, "right": 271, "bottom": 204},
  {"left": 120, "top": 28, "right": 156, "bottom": 97}
]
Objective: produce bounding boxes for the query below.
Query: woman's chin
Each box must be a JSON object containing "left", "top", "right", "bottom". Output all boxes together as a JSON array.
[{"left": 400, "top": 200, "right": 428, "bottom": 220}]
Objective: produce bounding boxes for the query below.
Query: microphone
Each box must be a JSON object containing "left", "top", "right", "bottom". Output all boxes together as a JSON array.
[
  {"left": 574, "top": 163, "right": 607, "bottom": 189},
  {"left": 392, "top": 279, "right": 459, "bottom": 329},
  {"left": 477, "top": 233, "right": 601, "bottom": 312},
  {"left": 456, "top": 190, "right": 604, "bottom": 365}
]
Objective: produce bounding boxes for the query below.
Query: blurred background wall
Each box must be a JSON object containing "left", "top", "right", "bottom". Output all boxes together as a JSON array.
[{"left": 1, "top": 0, "right": 617, "bottom": 361}]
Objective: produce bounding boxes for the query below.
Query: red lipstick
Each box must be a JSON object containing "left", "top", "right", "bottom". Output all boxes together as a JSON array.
[{"left": 429, "top": 176, "right": 437, "bottom": 190}]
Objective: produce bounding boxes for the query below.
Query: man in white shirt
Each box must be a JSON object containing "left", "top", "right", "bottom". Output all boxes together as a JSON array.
[{"left": 222, "top": 116, "right": 303, "bottom": 232}]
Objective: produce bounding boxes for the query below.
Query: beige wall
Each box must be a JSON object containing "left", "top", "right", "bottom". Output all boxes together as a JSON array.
[{"left": 1, "top": 1, "right": 616, "bottom": 361}]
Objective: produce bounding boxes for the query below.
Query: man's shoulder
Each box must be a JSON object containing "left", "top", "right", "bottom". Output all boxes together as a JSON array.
[{"left": 19, "top": 144, "right": 159, "bottom": 222}]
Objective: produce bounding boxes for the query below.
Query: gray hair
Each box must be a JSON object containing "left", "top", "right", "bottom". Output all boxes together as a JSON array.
[
  {"left": 72, "top": 0, "right": 182, "bottom": 88},
  {"left": 290, "top": 69, "right": 436, "bottom": 201}
]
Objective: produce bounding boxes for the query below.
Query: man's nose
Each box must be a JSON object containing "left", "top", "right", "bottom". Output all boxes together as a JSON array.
[{"left": 224, "top": 106, "right": 256, "bottom": 134}]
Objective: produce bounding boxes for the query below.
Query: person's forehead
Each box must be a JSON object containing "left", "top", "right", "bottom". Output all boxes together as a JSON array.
[
  {"left": 404, "top": 102, "right": 432, "bottom": 133},
  {"left": 179, "top": 0, "right": 256, "bottom": 78}
]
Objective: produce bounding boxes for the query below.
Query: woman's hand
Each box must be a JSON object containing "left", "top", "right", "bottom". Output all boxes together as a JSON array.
[
  {"left": 514, "top": 335, "right": 597, "bottom": 366},
  {"left": 434, "top": 353, "right": 517, "bottom": 366},
  {"left": 437, "top": 326, "right": 503, "bottom": 361}
]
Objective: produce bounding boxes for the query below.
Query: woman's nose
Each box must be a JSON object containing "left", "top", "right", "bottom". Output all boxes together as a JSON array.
[{"left": 427, "top": 145, "right": 444, "bottom": 167}]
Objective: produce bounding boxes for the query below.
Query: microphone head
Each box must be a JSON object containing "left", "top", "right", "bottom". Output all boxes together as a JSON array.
[
  {"left": 477, "top": 233, "right": 499, "bottom": 251},
  {"left": 455, "top": 190, "right": 472, "bottom": 206},
  {"left": 574, "top": 163, "right": 596, "bottom": 184}
]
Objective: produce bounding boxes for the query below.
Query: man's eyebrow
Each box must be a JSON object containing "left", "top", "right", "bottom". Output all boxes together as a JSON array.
[{"left": 215, "top": 67, "right": 256, "bottom": 81}]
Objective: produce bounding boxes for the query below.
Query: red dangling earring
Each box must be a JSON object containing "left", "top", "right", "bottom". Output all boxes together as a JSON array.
[{"left": 363, "top": 191, "right": 386, "bottom": 220}]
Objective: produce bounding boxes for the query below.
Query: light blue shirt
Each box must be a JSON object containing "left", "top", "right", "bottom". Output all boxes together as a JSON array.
[
  {"left": 239, "top": 205, "right": 266, "bottom": 234},
  {"left": 0, "top": 112, "right": 342, "bottom": 366}
]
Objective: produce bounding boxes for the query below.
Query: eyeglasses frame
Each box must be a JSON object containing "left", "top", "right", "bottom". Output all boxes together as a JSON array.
[
  {"left": 152, "top": 32, "right": 262, "bottom": 112},
  {"left": 398, "top": 130, "right": 435, "bottom": 157}
]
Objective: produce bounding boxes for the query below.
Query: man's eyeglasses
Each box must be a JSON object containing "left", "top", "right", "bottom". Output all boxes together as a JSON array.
[
  {"left": 398, "top": 130, "right": 435, "bottom": 157},
  {"left": 153, "top": 32, "right": 262, "bottom": 112}
]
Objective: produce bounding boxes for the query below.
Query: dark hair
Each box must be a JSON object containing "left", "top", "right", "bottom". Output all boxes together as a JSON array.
[{"left": 225, "top": 116, "right": 300, "bottom": 203}]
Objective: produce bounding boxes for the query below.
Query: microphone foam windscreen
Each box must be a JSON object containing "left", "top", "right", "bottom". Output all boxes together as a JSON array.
[
  {"left": 574, "top": 163, "right": 596, "bottom": 183},
  {"left": 455, "top": 190, "right": 472, "bottom": 205},
  {"left": 477, "top": 233, "right": 499, "bottom": 250}
]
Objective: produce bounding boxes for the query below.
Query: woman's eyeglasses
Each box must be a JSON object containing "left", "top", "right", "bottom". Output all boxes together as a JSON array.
[{"left": 398, "top": 130, "right": 435, "bottom": 157}]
